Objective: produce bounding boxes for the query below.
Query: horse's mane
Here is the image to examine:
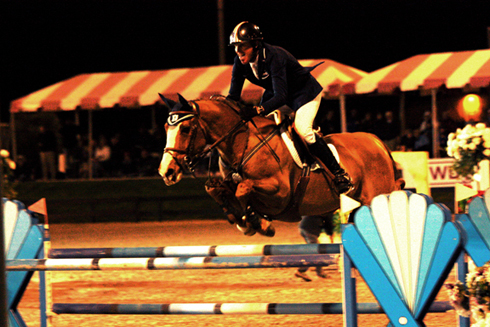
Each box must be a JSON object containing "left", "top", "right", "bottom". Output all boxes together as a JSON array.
[
  {"left": 197, "top": 95, "right": 277, "bottom": 131},
  {"left": 206, "top": 94, "right": 243, "bottom": 112}
]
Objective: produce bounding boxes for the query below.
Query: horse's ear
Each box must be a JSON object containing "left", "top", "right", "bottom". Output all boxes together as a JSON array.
[
  {"left": 158, "top": 93, "right": 176, "bottom": 110},
  {"left": 177, "top": 93, "right": 191, "bottom": 108}
]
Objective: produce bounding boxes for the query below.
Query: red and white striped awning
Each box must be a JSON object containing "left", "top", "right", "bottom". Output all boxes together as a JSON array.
[
  {"left": 10, "top": 59, "right": 366, "bottom": 113},
  {"left": 344, "top": 49, "right": 490, "bottom": 95}
]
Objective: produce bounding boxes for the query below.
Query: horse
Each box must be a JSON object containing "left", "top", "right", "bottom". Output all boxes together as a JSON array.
[{"left": 158, "top": 93, "right": 405, "bottom": 237}]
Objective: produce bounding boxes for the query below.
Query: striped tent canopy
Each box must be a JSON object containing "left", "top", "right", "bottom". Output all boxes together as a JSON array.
[
  {"left": 10, "top": 59, "right": 366, "bottom": 113},
  {"left": 344, "top": 49, "right": 490, "bottom": 95}
]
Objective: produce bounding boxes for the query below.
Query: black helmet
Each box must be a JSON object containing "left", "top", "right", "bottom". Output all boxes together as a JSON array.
[{"left": 229, "top": 21, "right": 263, "bottom": 46}]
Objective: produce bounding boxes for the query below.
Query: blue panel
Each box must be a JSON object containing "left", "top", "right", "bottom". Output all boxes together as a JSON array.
[
  {"left": 415, "top": 223, "right": 460, "bottom": 319},
  {"left": 7, "top": 226, "right": 43, "bottom": 307},
  {"left": 468, "top": 197, "right": 490, "bottom": 249},
  {"left": 7, "top": 211, "right": 32, "bottom": 260},
  {"left": 354, "top": 206, "right": 402, "bottom": 297},
  {"left": 8, "top": 309, "right": 27, "bottom": 327},
  {"left": 343, "top": 225, "right": 419, "bottom": 327},
  {"left": 457, "top": 214, "right": 490, "bottom": 267}
]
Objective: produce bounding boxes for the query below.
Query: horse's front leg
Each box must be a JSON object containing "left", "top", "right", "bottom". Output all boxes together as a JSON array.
[
  {"left": 235, "top": 179, "right": 275, "bottom": 237},
  {"left": 205, "top": 178, "right": 243, "bottom": 225}
]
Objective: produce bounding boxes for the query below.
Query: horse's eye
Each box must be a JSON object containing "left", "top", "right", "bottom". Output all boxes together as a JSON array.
[{"left": 181, "top": 126, "right": 191, "bottom": 134}]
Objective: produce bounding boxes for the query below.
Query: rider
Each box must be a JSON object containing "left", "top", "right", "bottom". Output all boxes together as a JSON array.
[{"left": 226, "top": 21, "right": 352, "bottom": 194}]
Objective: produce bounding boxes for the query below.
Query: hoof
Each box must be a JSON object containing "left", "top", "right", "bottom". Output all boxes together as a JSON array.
[
  {"left": 257, "top": 219, "right": 275, "bottom": 237},
  {"left": 294, "top": 270, "right": 312, "bottom": 282},
  {"left": 236, "top": 224, "right": 256, "bottom": 236}
]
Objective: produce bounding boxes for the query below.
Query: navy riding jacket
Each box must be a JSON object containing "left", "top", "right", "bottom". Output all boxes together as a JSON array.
[{"left": 227, "top": 43, "right": 323, "bottom": 114}]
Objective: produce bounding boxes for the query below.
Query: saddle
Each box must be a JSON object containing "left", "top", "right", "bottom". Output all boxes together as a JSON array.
[{"left": 271, "top": 110, "right": 340, "bottom": 172}]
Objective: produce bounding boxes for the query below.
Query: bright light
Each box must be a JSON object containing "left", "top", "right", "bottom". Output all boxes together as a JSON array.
[{"left": 462, "top": 94, "right": 482, "bottom": 116}]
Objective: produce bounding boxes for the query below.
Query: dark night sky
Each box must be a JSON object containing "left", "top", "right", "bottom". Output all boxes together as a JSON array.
[{"left": 2, "top": 0, "right": 490, "bottom": 121}]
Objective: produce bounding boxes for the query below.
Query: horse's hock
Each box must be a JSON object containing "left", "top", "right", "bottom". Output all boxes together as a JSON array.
[{"left": 7, "top": 188, "right": 490, "bottom": 326}]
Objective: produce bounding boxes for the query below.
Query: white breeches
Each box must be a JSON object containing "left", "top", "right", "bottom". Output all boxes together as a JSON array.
[{"left": 293, "top": 92, "right": 323, "bottom": 144}]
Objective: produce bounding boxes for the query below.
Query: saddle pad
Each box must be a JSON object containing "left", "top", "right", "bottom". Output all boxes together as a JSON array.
[{"left": 279, "top": 125, "right": 338, "bottom": 169}]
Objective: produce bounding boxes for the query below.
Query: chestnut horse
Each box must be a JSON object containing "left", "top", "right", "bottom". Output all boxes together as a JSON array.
[{"left": 159, "top": 94, "right": 404, "bottom": 237}]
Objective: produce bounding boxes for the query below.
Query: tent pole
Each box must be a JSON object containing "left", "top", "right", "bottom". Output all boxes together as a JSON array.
[
  {"left": 88, "top": 110, "right": 93, "bottom": 179},
  {"left": 340, "top": 93, "right": 347, "bottom": 133},
  {"left": 10, "top": 112, "right": 17, "bottom": 162},
  {"left": 217, "top": 0, "right": 226, "bottom": 65},
  {"left": 431, "top": 89, "right": 439, "bottom": 158}
]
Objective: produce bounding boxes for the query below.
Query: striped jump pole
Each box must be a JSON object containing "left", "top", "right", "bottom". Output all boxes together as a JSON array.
[
  {"left": 48, "top": 243, "right": 341, "bottom": 258},
  {"left": 6, "top": 254, "right": 338, "bottom": 271},
  {"left": 52, "top": 301, "right": 454, "bottom": 315}
]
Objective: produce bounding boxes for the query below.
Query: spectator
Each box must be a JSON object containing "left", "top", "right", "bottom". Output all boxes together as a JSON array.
[
  {"left": 359, "top": 112, "right": 376, "bottom": 134},
  {"left": 382, "top": 111, "right": 399, "bottom": 151},
  {"left": 37, "top": 125, "right": 58, "bottom": 180},
  {"left": 398, "top": 129, "right": 417, "bottom": 152},
  {"left": 373, "top": 111, "right": 387, "bottom": 140},
  {"left": 419, "top": 111, "right": 432, "bottom": 134},
  {"left": 137, "top": 148, "right": 158, "bottom": 177},
  {"left": 133, "top": 126, "right": 154, "bottom": 154},
  {"left": 121, "top": 150, "right": 137, "bottom": 177},
  {"left": 414, "top": 111, "right": 433, "bottom": 156},
  {"left": 93, "top": 135, "right": 111, "bottom": 177},
  {"left": 109, "top": 133, "right": 124, "bottom": 176},
  {"left": 413, "top": 128, "right": 431, "bottom": 154},
  {"left": 347, "top": 109, "right": 360, "bottom": 133},
  {"left": 14, "top": 155, "right": 35, "bottom": 182},
  {"left": 317, "top": 109, "right": 339, "bottom": 135},
  {"left": 59, "top": 119, "right": 82, "bottom": 178},
  {"left": 294, "top": 215, "right": 330, "bottom": 281}
]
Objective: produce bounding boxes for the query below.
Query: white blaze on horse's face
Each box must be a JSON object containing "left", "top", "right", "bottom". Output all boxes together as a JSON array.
[{"left": 159, "top": 124, "right": 183, "bottom": 186}]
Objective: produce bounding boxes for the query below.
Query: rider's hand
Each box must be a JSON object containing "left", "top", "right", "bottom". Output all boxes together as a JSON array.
[{"left": 240, "top": 106, "right": 259, "bottom": 121}]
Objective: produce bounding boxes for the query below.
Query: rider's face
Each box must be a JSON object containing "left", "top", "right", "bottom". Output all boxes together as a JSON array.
[{"left": 234, "top": 42, "right": 256, "bottom": 65}]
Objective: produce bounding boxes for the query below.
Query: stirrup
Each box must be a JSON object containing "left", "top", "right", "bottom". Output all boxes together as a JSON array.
[{"left": 334, "top": 169, "right": 353, "bottom": 194}]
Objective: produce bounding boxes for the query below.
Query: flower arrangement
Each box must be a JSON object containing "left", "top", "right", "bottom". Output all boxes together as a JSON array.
[
  {"left": 1, "top": 149, "right": 17, "bottom": 199},
  {"left": 447, "top": 123, "right": 490, "bottom": 180},
  {"left": 446, "top": 261, "right": 490, "bottom": 326}
]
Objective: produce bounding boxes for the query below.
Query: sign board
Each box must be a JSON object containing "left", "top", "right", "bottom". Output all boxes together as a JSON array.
[
  {"left": 428, "top": 158, "right": 463, "bottom": 188},
  {"left": 393, "top": 153, "right": 489, "bottom": 189}
]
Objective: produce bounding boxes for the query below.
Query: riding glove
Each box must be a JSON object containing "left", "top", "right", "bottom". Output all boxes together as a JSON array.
[{"left": 240, "top": 106, "right": 260, "bottom": 121}]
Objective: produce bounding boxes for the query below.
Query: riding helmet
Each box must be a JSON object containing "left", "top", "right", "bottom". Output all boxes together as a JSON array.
[{"left": 229, "top": 21, "right": 263, "bottom": 46}]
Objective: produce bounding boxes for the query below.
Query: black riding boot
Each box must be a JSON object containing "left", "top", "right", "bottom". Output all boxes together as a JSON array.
[{"left": 308, "top": 137, "right": 353, "bottom": 194}]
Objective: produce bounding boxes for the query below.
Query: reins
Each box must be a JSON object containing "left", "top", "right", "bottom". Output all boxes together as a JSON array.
[{"left": 165, "top": 98, "right": 282, "bottom": 181}]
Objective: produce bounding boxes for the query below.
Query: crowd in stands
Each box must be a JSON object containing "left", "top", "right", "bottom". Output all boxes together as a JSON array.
[
  {"left": 12, "top": 108, "right": 462, "bottom": 182},
  {"left": 316, "top": 108, "right": 462, "bottom": 157},
  {"left": 14, "top": 120, "right": 167, "bottom": 182}
]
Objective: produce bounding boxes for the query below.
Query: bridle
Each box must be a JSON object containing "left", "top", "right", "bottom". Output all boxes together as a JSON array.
[{"left": 163, "top": 100, "right": 247, "bottom": 174}]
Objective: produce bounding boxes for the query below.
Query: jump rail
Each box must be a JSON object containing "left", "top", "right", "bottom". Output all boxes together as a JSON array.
[
  {"left": 6, "top": 254, "right": 337, "bottom": 271},
  {"left": 52, "top": 301, "right": 454, "bottom": 315},
  {"left": 48, "top": 243, "right": 341, "bottom": 258}
]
